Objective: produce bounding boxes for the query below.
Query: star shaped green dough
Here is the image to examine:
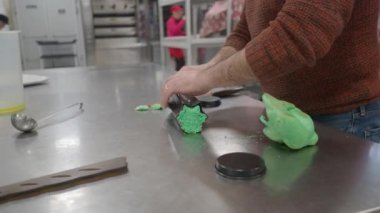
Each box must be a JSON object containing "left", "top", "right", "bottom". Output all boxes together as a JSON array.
[{"left": 177, "top": 105, "right": 208, "bottom": 134}]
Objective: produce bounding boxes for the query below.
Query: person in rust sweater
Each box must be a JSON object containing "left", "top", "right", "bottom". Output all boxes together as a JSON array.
[{"left": 161, "top": 0, "right": 380, "bottom": 142}]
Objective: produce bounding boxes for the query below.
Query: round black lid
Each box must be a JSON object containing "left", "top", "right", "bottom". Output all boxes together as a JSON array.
[
  {"left": 215, "top": 152, "right": 266, "bottom": 180},
  {"left": 198, "top": 96, "right": 221, "bottom": 108},
  {"left": 212, "top": 86, "right": 244, "bottom": 98}
]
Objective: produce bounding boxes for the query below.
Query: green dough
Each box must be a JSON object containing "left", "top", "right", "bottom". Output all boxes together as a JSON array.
[
  {"left": 150, "top": 103, "right": 163, "bottom": 110},
  {"left": 263, "top": 145, "right": 318, "bottom": 192},
  {"left": 177, "top": 105, "right": 208, "bottom": 134},
  {"left": 135, "top": 105, "right": 150, "bottom": 112},
  {"left": 259, "top": 93, "right": 318, "bottom": 150}
]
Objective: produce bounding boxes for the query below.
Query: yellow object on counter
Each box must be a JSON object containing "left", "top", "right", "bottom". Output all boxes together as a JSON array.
[{"left": 0, "top": 103, "right": 25, "bottom": 115}]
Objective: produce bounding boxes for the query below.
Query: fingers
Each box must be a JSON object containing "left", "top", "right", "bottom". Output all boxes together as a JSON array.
[
  {"left": 178, "top": 64, "right": 208, "bottom": 72},
  {"left": 160, "top": 77, "right": 177, "bottom": 108},
  {"left": 160, "top": 68, "right": 205, "bottom": 108},
  {"left": 160, "top": 82, "right": 170, "bottom": 108}
]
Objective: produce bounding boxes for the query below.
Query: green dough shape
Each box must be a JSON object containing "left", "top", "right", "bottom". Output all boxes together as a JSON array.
[
  {"left": 259, "top": 93, "right": 318, "bottom": 150},
  {"left": 150, "top": 103, "right": 163, "bottom": 110},
  {"left": 135, "top": 105, "right": 150, "bottom": 112},
  {"left": 263, "top": 145, "right": 318, "bottom": 192},
  {"left": 177, "top": 105, "right": 208, "bottom": 134}
]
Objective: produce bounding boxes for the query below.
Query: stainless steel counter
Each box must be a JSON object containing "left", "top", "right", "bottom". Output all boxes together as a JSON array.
[{"left": 0, "top": 64, "right": 379, "bottom": 213}]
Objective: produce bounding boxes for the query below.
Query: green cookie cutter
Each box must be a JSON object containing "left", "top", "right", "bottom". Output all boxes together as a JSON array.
[
  {"left": 177, "top": 105, "right": 208, "bottom": 134},
  {"left": 260, "top": 93, "right": 318, "bottom": 150}
]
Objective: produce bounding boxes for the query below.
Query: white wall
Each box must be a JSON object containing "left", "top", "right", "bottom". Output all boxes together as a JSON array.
[
  {"left": 0, "top": 0, "right": 10, "bottom": 14},
  {"left": 0, "top": 0, "right": 5, "bottom": 14},
  {"left": 0, "top": 0, "right": 11, "bottom": 27}
]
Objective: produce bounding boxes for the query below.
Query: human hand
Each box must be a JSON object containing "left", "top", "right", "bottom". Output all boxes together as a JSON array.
[
  {"left": 160, "top": 67, "right": 212, "bottom": 108},
  {"left": 180, "top": 62, "right": 213, "bottom": 72}
]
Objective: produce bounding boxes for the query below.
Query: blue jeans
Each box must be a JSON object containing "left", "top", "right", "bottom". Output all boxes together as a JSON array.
[{"left": 312, "top": 100, "right": 380, "bottom": 143}]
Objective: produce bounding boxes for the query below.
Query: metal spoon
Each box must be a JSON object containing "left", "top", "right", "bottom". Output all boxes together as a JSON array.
[{"left": 11, "top": 102, "right": 84, "bottom": 133}]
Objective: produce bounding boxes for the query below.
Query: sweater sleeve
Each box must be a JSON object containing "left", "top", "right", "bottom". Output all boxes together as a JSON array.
[
  {"left": 245, "top": 0, "right": 356, "bottom": 82},
  {"left": 224, "top": 6, "right": 250, "bottom": 51}
]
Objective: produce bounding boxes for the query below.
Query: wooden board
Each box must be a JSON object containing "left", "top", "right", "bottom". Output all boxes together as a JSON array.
[{"left": 0, "top": 157, "right": 128, "bottom": 204}]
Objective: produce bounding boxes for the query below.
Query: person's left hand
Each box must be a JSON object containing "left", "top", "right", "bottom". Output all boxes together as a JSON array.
[{"left": 160, "top": 67, "right": 212, "bottom": 108}]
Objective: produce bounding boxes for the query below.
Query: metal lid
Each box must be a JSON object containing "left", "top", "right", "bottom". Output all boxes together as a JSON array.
[
  {"left": 215, "top": 152, "right": 266, "bottom": 180},
  {"left": 198, "top": 96, "right": 221, "bottom": 108},
  {"left": 212, "top": 86, "right": 244, "bottom": 98}
]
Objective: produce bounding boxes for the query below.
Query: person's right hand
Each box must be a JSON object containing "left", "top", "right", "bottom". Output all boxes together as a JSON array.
[
  {"left": 180, "top": 62, "right": 213, "bottom": 72},
  {"left": 160, "top": 66, "right": 213, "bottom": 108}
]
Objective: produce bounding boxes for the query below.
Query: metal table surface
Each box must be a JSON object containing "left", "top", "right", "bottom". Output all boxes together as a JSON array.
[{"left": 0, "top": 64, "right": 379, "bottom": 213}]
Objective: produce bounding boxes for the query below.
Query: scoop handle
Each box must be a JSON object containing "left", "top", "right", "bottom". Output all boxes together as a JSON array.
[{"left": 37, "top": 102, "right": 84, "bottom": 123}]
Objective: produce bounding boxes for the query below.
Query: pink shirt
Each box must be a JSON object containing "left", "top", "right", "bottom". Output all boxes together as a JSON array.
[{"left": 166, "top": 16, "right": 186, "bottom": 58}]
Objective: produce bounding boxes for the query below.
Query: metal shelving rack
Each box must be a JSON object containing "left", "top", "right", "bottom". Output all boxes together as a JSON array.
[
  {"left": 90, "top": 0, "right": 157, "bottom": 65},
  {"left": 158, "top": 0, "right": 232, "bottom": 66},
  {"left": 92, "top": 0, "right": 140, "bottom": 46}
]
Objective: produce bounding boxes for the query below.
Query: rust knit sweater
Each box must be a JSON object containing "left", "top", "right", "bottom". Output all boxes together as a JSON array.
[{"left": 225, "top": 0, "right": 380, "bottom": 114}]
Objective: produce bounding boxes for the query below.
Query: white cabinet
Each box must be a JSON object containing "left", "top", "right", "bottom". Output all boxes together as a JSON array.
[
  {"left": 21, "top": 37, "right": 44, "bottom": 69},
  {"left": 13, "top": 0, "right": 86, "bottom": 70},
  {"left": 46, "top": 0, "right": 78, "bottom": 37},
  {"left": 14, "top": 0, "right": 48, "bottom": 37},
  {"left": 0, "top": 1, "right": 4, "bottom": 13}
]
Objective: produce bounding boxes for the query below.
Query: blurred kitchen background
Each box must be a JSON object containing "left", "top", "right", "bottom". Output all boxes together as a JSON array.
[
  {"left": 0, "top": 0, "right": 378, "bottom": 71},
  {"left": 0, "top": 0, "right": 248, "bottom": 71},
  {"left": 1, "top": 0, "right": 159, "bottom": 70}
]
